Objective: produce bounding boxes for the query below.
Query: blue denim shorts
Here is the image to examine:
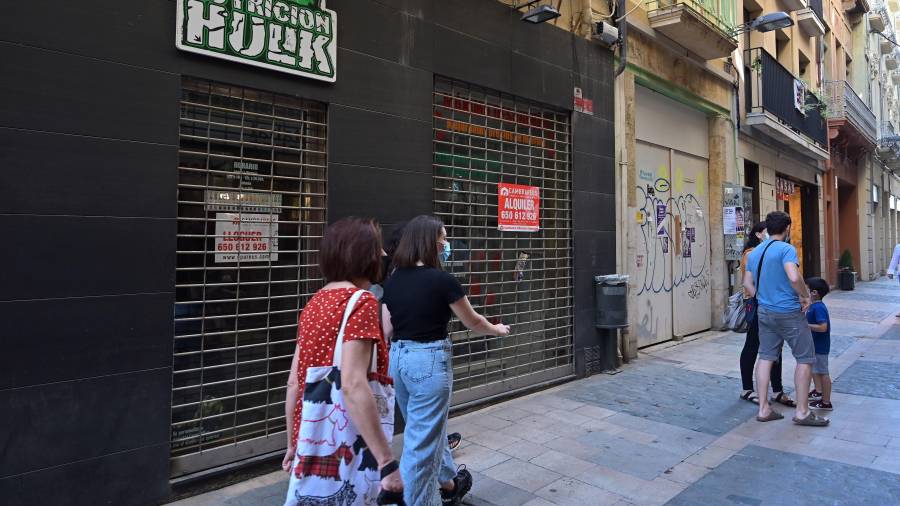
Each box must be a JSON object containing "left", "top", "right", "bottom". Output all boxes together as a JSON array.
[{"left": 813, "top": 354, "right": 830, "bottom": 375}]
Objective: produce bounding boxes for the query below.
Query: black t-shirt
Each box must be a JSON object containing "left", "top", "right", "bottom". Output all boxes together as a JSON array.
[{"left": 382, "top": 266, "right": 466, "bottom": 341}]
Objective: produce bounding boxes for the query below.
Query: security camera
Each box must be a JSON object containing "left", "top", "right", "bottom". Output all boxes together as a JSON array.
[{"left": 592, "top": 21, "right": 619, "bottom": 46}]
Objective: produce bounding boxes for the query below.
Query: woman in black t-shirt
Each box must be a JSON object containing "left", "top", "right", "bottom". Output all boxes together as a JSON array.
[{"left": 382, "top": 215, "right": 510, "bottom": 506}]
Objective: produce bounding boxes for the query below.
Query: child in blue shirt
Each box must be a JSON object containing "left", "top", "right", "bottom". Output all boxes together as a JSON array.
[{"left": 805, "top": 277, "right": 832, "bottom": 410}]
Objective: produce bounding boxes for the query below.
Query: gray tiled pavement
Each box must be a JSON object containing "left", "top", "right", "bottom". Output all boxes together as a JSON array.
[
  {"left": 879, "top": 324, "right": 900, "bottom": 340},
  {"left": 667, "top": 445, "right": 900, "bottom": 506},
  {"left": 833, "top": 360, "right": 900, "bottom": 400},
  {"left": 827, "top": 306, "right": 893, "bottom": 323},
  {"left": 559, "top": 362, "right": 757, "bottom": 436},
  {"left": 832, "top": 291, "right": 900, "bottom": 304},
  {"left": 828, "top": 333, "right": 857, "bottom": 357},
  {"left": 169, "top": 278, "right": 900, "bottom": 506}
]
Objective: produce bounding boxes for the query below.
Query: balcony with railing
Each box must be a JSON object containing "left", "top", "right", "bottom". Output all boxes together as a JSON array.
[
  {"left": 645, "top": 1, "right": 737, "bottom": 60},
  {"left": 810, "top": 0, "right": 824, "bottom": 19},
  {"left": 878, "top": 121, "right": 900, "bottom": 169},
  {"left": 798, "top": 0, "right": 826, "bottom": 36},
  {"left": 826, "top": 80, "right": 878, "bottom": 147},
  {"left": 744, "top": 48, "right": 829, "bottom": 160},
  {"left": 869, "top": 2, "right": 888, "bottom": 32},
  {"left": 842, "top": 0, "right": 871, "bottom": 13}
]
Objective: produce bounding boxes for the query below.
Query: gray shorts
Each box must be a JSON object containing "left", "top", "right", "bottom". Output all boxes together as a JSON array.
[
  {"left": 757, "top": 307, "right": 816, "bottom": 364},
  {"left": 813, "top": 354, "right": 830, "bottom": 375}
]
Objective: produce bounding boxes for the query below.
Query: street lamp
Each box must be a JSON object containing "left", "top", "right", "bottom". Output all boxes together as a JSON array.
[
  {"left": 515, "top": 1, "right": 561, "bottom": 24},
  {"left": 732, "top": 12, "right": 794, "bottom": 35}
]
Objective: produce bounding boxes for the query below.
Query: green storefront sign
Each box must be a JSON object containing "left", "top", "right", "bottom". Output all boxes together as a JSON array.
[{"left": 176, "top": 0, "right": 337, "bottom": 82}]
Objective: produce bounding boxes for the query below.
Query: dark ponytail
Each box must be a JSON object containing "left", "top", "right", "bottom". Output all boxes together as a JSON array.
[{"left": 743, "top": 221, "right": 767, "bottom": 252}]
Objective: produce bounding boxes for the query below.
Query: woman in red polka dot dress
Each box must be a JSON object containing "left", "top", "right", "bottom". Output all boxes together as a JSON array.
[{"left": 282, "top": 217, "right": 402, "bottom": 504}]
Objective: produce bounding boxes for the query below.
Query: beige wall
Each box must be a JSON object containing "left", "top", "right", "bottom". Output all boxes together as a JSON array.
[
  {"left": 740, "top": 1, "right": 821, "bottom": 85},
  {"left": 614, "top": 1, "right": 737, "bottom": 353},
  {"left": 496, "top": 0, "right": 612, "bottom": 38}
]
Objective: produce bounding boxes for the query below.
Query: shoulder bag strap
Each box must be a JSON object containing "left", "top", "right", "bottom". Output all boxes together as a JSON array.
[
  {"left": 331, "top": 290, "right": 367, "bottom": 369},
  {"left": 754, "top": 241, "right": 777, "bottom": 293}
]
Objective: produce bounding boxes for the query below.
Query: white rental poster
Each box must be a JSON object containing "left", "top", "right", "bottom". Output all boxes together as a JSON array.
[
  {"left": 723, "top": 206, "right": 737, "bottom": 235},
  {"left": 215, "top": 213, "right": 279, "bottom": 263}
]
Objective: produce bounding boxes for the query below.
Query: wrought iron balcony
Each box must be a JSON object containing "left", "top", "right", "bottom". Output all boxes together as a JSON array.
[
  {"left": 797, "top": 5, "right": 826, "bottom": 37},
  {"left": 744, "top": 48, "right": 829, "bottom": 159},
  {"left": 826, "top": 80, "right": 878, "bottom": 146},
  {"left": 645, "top": 1, "right": 737, "bottom": 60},
  {"left": 796, "top": 0, "right": 825, "bottom": 36},
  {"left": 878, "top": 121, "right": 900, "bottom": 164},
  {"left": 810, "top": 0, "right": 825, "bottom": 20}
]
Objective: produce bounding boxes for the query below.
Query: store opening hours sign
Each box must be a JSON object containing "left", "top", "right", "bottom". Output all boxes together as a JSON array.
[
  {"left": 215, "top": 213, "right": 279, "bottom": 263},
  {"left": 498, "top": 183, "right": 540, "bottom": 232}
]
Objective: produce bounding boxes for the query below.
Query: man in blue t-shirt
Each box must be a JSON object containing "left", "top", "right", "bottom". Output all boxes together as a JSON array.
[{"left": 744, "top": 211, "right": 828, "bottom": 427}]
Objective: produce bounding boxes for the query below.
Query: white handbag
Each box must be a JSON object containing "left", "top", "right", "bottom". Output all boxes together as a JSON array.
[
  {"left": 724, "top": 291, "right": 748, "bottom": 333},
  {"left": 285, "top": 290, "right": 395, "bottom": 506}
]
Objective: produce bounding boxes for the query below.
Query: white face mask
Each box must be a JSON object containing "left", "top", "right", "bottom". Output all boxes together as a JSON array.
[{"left": 763, "top": 232, "right": 770, "bottom": 241}]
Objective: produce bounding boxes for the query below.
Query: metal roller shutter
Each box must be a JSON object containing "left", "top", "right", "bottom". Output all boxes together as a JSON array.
[
  {"left": 432, "top": 77, "right": 575, "bottom": 406},
  {"left": 171, "top": 78, "right": 327, "bottom": 477}
]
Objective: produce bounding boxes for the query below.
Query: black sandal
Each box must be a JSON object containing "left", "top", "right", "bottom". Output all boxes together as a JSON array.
[
  {"left": 773, "top": 392, "right": 796, "bottom": 408},
  {"left": 740, "top": 391, "right": 759, "bottom": 405},
  {"left": 447, "top": 432, "right": 462, "bottom": 451}
]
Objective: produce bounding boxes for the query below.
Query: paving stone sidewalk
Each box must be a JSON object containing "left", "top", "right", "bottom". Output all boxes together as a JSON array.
[{"left": 169, "top": 278, "right": 900, "bottom": 506}]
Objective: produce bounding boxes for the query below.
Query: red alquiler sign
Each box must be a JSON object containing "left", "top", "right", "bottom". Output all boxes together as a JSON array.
[{"left": 498, "top": 183, "right": 540, "bottom": 232}]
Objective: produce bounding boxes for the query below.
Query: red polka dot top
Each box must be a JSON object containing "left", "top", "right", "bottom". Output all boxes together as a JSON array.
[{"left": 290, "top": 288, "right": 390, "bottom": 447}]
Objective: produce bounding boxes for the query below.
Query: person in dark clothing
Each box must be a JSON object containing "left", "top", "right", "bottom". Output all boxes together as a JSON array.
[
  {"left": 738, "top": 221, "right": 795, "bottom": 408},
  {"left": 382, "top": 215, "right": 509, "bottom": 506}
]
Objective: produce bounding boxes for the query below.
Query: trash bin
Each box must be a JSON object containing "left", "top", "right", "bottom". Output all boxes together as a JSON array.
[
  {"left": 594, "top": 275, "right": 629, "bottom": 329},
  {"left": 589, "top": 275, "right": 629, "bottom": 374}
]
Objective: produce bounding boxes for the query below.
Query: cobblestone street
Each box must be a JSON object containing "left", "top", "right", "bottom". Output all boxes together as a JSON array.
[{"left": 171, "top": 278, "right": 900, "bottom": 506}]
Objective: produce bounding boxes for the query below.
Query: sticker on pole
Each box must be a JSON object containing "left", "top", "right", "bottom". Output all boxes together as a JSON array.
[
  {"left": 498, "top": 183, "right": 540, "bottom": 232},
  {"left": 215, "top": 213, "right": 279, "bottom": 263}
]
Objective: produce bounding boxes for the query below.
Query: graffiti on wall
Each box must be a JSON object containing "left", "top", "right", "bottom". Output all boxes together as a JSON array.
[{"left": 634, "top": 179, "right": 709, "bottom": 296}]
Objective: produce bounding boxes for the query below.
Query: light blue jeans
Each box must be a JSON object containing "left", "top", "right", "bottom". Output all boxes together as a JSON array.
[{"left": 389, "top": 339, "right": 457, "bottom": 506}]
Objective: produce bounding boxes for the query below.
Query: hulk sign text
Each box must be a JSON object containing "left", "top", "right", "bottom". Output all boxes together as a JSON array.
[{"left": 176, "top": 0, "right": 337, "bottom": 82}]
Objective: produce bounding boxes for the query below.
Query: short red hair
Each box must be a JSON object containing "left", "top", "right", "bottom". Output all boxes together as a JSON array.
[{"left": 319, "top": 217, "right": 383, "bottom": 282}]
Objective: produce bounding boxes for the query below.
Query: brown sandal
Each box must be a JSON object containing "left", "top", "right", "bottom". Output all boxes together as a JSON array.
[
  {"left": 740, "top": 390, "right": 760, "bottom": 405},
  {"left": 792, "top": 412, "right": 829, "bottom": 426},
  {"left": 756, "top": 410, "right": 784, "bottom": 422},
  {"left": 773, "top": 392, "right": 796, "bottom": 407}
]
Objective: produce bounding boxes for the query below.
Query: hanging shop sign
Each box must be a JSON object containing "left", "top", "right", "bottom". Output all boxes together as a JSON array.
[
  {"left": 214, "top": 213, "right": 279, "bottom": 263},
  {"left": 498, "top": 183, "right": 540, "bottom": 232},
  {"left": 176, "top": 0, "right": 337, "bottom": 83},
  {"left": 776, "top": 177, "right": 796, "bottom": 202}
]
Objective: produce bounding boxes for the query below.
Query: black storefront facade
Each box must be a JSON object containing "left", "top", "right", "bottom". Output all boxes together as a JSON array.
[{"left": 0, "top": 1, "right": 615, "bottom": 504}]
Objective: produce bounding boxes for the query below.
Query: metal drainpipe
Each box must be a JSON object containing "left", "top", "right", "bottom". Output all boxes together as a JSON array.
[{"left": 615, "top": 0, "right": 626, "bottom": 76}]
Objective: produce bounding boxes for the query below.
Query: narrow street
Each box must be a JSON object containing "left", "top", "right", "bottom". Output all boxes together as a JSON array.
[{"left": 171, "top": 277, "right": 900, "bottom": 506}]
